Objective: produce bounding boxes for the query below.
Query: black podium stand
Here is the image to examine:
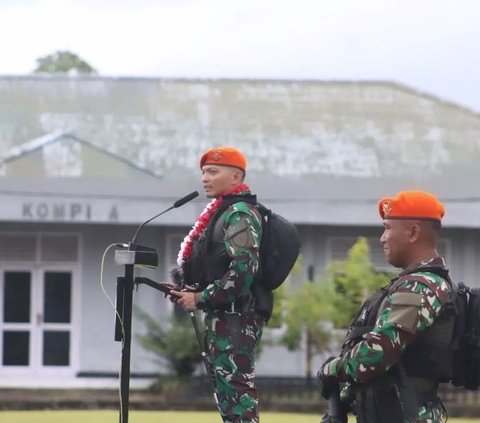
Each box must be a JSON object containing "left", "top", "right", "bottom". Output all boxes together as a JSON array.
[
  {"left": 112, "top": 190, "right": 199, "bottom": 423},
  {"left": 114, "top": 243, "right": 171, "bottom": 423}
]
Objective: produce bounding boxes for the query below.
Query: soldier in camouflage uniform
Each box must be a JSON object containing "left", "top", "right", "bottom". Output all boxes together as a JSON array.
[
  {"left": 318, "top": 190, "right": 454, "bottom": 423},
  {"left": 173, "top": 147, "right": 270, "bottom": 423}
]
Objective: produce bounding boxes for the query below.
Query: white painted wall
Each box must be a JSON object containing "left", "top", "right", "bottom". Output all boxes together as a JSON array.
[{"left": 1, "top": 221, "right": 478, "bottom": 385}]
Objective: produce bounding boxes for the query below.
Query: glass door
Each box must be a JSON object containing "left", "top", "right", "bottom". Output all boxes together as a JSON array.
[
  {"left": 1, "top": 270, "right": 32, "bottom": 368},
  {"left": 0, "top": 268, "right": 75, "bottom": 376},
  {"left": 40, "top": 271, "right": 72, "bottom": 368}
]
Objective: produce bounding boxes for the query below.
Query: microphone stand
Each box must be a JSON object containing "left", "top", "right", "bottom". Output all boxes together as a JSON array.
[
  {"left": 113, "top": 191, "right": 198, "bottom": 423},
  {"left": 116, "top": 256, "right": 134, "bottom": 423}
]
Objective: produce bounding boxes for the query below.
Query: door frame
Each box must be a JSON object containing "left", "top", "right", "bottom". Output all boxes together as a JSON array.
[{"left": 0, "top": 232, "right": 81, "bottom": 379}]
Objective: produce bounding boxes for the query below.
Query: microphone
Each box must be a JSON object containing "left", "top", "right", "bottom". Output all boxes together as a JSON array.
[
  {"left": 173, "top": 191, "right": 199, "bottom": 208},
  {"left": 131, "top": 191, "right": 199, "bottom": 244}
]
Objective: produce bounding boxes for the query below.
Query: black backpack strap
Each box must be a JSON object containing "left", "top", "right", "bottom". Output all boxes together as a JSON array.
[{"left": 344, "top": 325, "right": 375, "bottom": 344}]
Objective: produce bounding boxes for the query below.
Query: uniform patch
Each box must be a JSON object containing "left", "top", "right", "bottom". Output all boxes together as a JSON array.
[
  {"left": 225, "top": 216, "right": 254, "bottom": 248},
  {"left": 387, "top": 292, "right": 422, "bottom": 333}
]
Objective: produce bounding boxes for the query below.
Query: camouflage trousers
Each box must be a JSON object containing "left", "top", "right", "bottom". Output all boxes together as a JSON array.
[
  {"left": 407, "top": 400, "right": 447, "bottom": 423},
  {"left": 205, "top": 312, "right": 264, "bottom": 423}
]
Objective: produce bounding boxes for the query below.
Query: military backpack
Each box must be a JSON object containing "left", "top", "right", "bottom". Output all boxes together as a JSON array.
[
  {"left": 450, "top": 281, "right": 480, "bottom": 390},
  {"left": 405, "top": 269, "right": 480, "bottom": 391},
  {"left": 207, "top": 194, "right": 301, "bottom": 290}
]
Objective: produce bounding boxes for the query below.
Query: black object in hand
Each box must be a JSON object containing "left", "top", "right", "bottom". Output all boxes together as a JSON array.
[
  {"left": 317, "top": 357, "right": 348, "bottom": 423},
  {"left": 317, "top": 356, "right": 338, "bottom": 399}
]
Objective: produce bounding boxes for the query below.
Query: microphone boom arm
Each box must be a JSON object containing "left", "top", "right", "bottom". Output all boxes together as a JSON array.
[{"left": 130, "top": 190, "right": 199, "bottom": 244}]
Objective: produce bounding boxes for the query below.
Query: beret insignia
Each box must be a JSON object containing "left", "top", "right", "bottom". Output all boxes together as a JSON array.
[
  {"left": 211, "top": 149, "right": 223, "bottom": 161},
  {"left": 382, "top": 201, "right": 392, "bottom": 217}
]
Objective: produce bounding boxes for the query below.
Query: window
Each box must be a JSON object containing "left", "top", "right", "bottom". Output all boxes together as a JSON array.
[
  {"left": 0, "top": 235, "right": 36, "bottom": 261},
  {"left": 40, "top": 235, "right": 79, "bottom": 262},
  {"left": 0, "top": 233, "right": 79, "bottom": 263}
]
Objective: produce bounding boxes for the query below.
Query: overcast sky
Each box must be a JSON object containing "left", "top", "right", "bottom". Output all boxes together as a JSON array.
[{"left": 1, "top": 0, "right": 479, "bottom": 112}]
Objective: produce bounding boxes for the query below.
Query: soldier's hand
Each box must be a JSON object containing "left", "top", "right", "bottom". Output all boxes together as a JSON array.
[
  {"left": 157, "top": 281, "right": 178, "bottom": 299},
  {"left": 170, "top": 290, "right": 198, "bottom": 311}
]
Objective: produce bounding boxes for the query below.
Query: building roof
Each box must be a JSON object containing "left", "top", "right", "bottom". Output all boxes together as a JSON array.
[
  {"left": 1, "top": 76, "right": 480, "bottom": 227},
  {"left": 0, "top": 131, "right": 161, "bottom": 179}
]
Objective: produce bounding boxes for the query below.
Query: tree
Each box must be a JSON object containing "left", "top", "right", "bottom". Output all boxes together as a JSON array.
[
  {"left": 33, "top": 50, "right": 97, "bottom": 74},
  {"left": 325, "top": 237, "right": 392, "bottom": 328},
  {"left": 134, "top": 306, "right": 203, "bottom": 379},
  {"left": 280, "top": 237, "right": 392, "bottom": 377},
  {"left": 281, "top": 279, "right": 335, "bottom": 379},
  {"left": 267, "top": 284, "right": 286, "bottom": 328}
]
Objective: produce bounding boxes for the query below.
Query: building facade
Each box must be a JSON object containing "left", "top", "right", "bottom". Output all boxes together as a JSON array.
[{"left": 1, "top": 76, "right": 480, "bottom": 387}]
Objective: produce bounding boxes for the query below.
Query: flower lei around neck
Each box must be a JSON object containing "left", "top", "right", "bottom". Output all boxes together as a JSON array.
[{"left": 177, "top": 183, "right": 250, "bottom": 268}]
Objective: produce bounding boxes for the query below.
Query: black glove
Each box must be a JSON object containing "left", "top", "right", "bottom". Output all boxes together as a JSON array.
[{"left": 317, "top": 356, "right": 339, "bottom": 400}]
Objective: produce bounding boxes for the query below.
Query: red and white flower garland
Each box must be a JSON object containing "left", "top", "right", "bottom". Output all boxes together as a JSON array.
[{"left": 177, "top": 184, "right": 250, "bottom": 268}]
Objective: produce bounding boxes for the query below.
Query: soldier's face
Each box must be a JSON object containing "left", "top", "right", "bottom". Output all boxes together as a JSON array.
[
  {"left": 201, "top": 165, "right": 243, "bottom": 198},
  {"left": 380, "top": 219, "right": 412, "bottom": 268}
]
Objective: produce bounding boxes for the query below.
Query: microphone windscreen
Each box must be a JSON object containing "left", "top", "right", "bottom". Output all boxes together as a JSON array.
[
  {"left": 173, "top": 191, "right": 199, "bottom": 208},
  {"left": 170, "top": 268, "right": 184, "bottom": 287}
]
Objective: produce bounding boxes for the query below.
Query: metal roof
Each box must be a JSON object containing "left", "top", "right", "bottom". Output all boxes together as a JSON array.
[{"left": 1, "top": 76, "right": 479, "bottom": 227}]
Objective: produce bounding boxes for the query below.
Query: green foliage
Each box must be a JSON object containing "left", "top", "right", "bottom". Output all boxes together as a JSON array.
[
  {"left": 34, "top": 50, "right": 97, "bottom": 74},
  {"left": 134, "top": 306, "right": 202, "bottom": 378},
  {"left": 281, "top": 280, "right": 333, "bottom": 353},
  {"left": 325, "top": 237, "right": 391, "bottom": 328},
  {"left": 268, "top": 283, "right": 285, "bottom": 328},
  {"left": 280, "top": 237, "right": 392, "bottom": 356},
  {"left": 269, "top": 254, "right": 304, "bottom": 329}
]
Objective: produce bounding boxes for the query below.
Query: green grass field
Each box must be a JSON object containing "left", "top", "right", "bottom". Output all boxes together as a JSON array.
[{"left": 0, "top": 411, "right": 477, "bottom": 423}]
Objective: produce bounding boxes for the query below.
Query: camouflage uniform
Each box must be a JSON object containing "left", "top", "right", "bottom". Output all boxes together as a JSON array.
[
  {"left": 194, "top": 192, "right": 264, "bottom": 423},
  {"left": 324, "top": 257, "right": 452, "bottom": 423}
]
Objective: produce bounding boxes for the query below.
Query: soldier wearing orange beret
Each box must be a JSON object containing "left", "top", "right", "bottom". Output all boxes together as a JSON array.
[
  {"left": 378, "top": 190, "right": 445, "bottom": 268},
  {"left": 172, "top": 146, "right": 269, "bottom": 423},
  {"left": 319, "top": 190, "right": 454, "bottom": 423}
]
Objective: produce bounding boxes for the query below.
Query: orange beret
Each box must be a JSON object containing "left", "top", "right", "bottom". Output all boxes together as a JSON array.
[
  {"left": 378, "top": 190, "right": 445, "bottom": 221},
  {"left": 200, "top": 147, "right": 247, "bottom": 172}
]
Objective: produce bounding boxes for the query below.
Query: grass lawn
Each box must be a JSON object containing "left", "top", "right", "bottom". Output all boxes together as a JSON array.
[{"left": 0, "top": 411, "right": 477, "bottom": 423}]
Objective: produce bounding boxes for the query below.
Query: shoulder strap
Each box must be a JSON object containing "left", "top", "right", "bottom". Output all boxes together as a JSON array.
[
  {"left": 398, "top": 265, "right": 454, "bottom": 293},
  {"left": 402, "top": 266, "right": 451, "bottom": 283},
  {"left": 218, "top": 194, "right": 258, "bottom": 214}
]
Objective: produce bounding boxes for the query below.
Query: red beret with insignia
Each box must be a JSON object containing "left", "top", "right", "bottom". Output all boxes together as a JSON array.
[
  {"left": 200, "top": 147, "right": 247, "bottom": 172},
  {"left": 378, "top": 190, "right": 445, "bottom": 221}
]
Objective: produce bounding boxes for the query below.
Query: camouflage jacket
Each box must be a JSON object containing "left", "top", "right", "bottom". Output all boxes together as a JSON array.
[
  {"left": 326, "top": 257, "right": 452, "bottom": 422},
  {"left": 194, "top": 190, "right": 263, "bottom": 313}
]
